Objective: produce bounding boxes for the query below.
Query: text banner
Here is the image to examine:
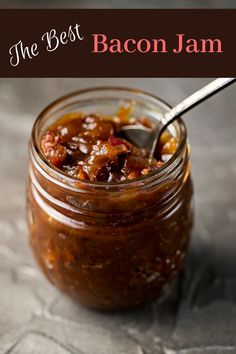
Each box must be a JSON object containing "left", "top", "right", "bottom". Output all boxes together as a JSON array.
[{"left": 0, "top": 9, "right": 235, "bottom": 77}]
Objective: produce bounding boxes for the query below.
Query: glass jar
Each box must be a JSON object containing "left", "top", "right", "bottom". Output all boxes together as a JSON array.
[{"left": 26, "top": 87, "right": 193, "bottom": 310}]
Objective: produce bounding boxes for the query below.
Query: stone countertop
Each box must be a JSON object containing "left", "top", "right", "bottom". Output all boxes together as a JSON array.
[{"left": 0, "top": 78, "right": 236, "bottom": 354}]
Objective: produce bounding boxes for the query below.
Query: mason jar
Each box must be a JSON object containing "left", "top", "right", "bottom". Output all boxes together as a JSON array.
[{"left": 26, "top": 87, "right": 193, "bottom": 310}]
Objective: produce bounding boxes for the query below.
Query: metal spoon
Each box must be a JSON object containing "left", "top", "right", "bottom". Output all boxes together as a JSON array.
[{"left": 121, "top": 78, "right": 236, "bottom": 158}]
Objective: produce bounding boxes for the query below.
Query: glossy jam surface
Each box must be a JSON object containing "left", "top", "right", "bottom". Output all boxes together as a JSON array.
[{"left": 40, "top": 106, "right": 177, "bottom": 182}]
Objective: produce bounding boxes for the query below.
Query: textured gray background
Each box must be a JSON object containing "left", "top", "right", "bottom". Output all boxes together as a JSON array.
[
  {"left": 1, "top": 1, "right": 236, "bottom": 353},
  {"left": 0, "top": 77, "right": 236, "bottom": 354},
  {"left": 0, "top": 0, "right": 236, "bottom": 8}
]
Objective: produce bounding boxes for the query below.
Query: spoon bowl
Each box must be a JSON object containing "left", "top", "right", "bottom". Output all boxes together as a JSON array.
[{"left": 120, "top": 78, "right": 236, "bottom": 158}]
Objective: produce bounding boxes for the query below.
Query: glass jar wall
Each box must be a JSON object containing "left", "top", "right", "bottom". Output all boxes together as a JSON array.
[{"left": 27, "top": 88, "right": 193, "bottom": 310}]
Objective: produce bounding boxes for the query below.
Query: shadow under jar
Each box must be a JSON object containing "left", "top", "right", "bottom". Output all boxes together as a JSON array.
[{"left": 26, "top": 87, "right": 193, "bottom": 311}]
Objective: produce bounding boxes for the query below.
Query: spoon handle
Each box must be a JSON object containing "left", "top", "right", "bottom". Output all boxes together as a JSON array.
[
  {"left": 164, "top": 78, "right": 236, "bottom": 125},
  {"left": 150, "top": 78, "right": 236, "bottom": 157}
]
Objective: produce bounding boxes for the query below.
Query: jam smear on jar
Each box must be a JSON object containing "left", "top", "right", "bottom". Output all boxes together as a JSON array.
[{"left": 41, "top": 105, "right": 178, "bottom": 182}]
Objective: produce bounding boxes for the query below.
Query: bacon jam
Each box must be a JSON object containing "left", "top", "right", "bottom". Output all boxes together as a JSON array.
[
  {"left": 40, "top": 105, "right": 178, "bottom": 182},
  {"left": 28, "top": 96, "right": 193, "bottom": 311}
]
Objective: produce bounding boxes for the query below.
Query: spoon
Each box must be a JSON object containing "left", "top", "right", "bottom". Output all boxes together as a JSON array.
[{"left": 120, "top": 78, "right": 236, "bottom": 158}]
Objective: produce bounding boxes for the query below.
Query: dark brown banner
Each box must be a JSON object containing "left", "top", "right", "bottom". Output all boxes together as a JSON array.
[{"left": 0, "top": 9, "right": 235, "bottom": 77}]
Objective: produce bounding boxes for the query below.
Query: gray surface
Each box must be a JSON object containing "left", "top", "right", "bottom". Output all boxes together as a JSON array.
[
  {"left": 0, "top": 0, "right": 236, "bottom": 8},
  {"left": 0, "top": 78, "right": 236, "bottom": 354}
]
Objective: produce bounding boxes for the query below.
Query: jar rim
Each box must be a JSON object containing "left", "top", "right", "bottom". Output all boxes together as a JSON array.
[{"left": 31, "top": 86, "right": 188, "bottom": 190}]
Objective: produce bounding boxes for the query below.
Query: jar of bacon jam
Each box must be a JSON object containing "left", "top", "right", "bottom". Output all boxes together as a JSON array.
[{"left": 27, "top": 87, "right": 193, "bottom": 310}]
